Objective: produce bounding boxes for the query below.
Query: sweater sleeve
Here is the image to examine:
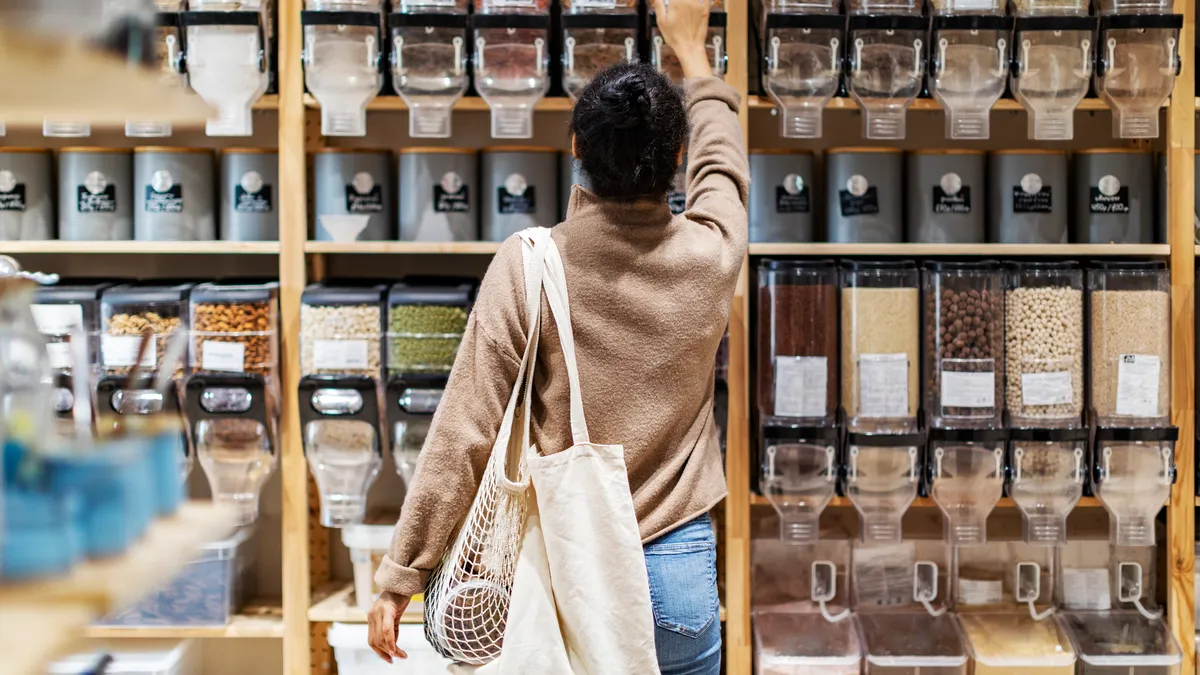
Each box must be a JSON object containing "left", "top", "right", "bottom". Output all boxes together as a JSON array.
[
  {"left": 682, "top": 76, "right": 750, "bottom": 267},
  {"left": 375, "top": 236, "right": 528, "bottom": 598}
]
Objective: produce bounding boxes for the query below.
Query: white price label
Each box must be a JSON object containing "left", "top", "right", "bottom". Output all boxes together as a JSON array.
[
  {"left": 1116, "top": 354, "right": 1161, "bottom": 418},
  {"left": 30, "top": 304, "right": 84, "bottom": 335},
  {"left": 101, "top": 335, "right": 156, "bottom": 368},
  {"left": 45, "top": 342, "right": 72, "bottom": 369},
  {"left": 313, "top": 339, "right": 369, "bottom": 371},
  {"left": 202, "top": 341, "right": 246, "bottom": 373},
  {"left": 774, "top": 356, "right": 827, "bottom": 418},
  {"left": 859, "top": 353, "right": 908, "bottom": 418},
  {"left": 1062, "top": 568, "right": 1111, "bottom": 611},
  {"left": 941, "top": 370, "right": 995, "bottom": 408},
  {"left": 1021, "top": 371, "right": 1073, "bottom": 406},
  {"left": 957, "top": 578, "right": 1003, "bottom": 606}
]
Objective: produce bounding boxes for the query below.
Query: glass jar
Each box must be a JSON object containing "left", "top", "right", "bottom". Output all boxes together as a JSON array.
[
  {"left": 100, "top": 283, "right": 193, "bottom": 378},
  {"left": 760, "top": 1, "right": 843, "bottom": 138},
  {"left": 1005, "top": 262, "right": 1084, "bottom": 428},
  {"left": 303, "top": 1, "right": 385, "bottom": 137},
  {"left": 386, "top": 278, "right": 474, "bottom": 375},
  {"left": 300, "top": 283, "right": 386, "bottom": 379},
  {"left": 389, "top": 0, "right": 470, "bottom": 138}
]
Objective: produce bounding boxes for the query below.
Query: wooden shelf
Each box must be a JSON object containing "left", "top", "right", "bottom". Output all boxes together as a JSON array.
[
  {"left": 83, "top": 602, "right": 284, "bottom": 639},
  {"left": 749, "top": 243, "right": 1171, "bottom": 257},
  {"left": 305, "top": 241, "right": 501, "bottom": 254},
  {"left": 308, "top": 584, "right": 423, "bottom": 624},
  {"left": 748, "top": 96, "right": 1141, "bottom": 112},
  {"left": 0, "top": 241, "right": 280, "bottom": 255},
  {"left": 303, "top": 94, "right": 574, "bottom": 113},
  {"left": 253, "top": 95, "right": 279, "bottom": 110},
  {"left": 750, "top": 495, "right": 1104, "bottom": 508}
]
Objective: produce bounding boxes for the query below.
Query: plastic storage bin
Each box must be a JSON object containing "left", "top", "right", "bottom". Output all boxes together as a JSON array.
[
  {"left": 856, "top": 612, "right": 968, "bottom": 675},
  {"left": 749, "top": 150, "right": 814, "bottom": 243},
  {"left": 825, "top": 148, "right": 904, "bottom": 243},
  {"left": 100, "top": 283, "right": 192, "bottom": 377},
  {"left": 133, "top": 147, "right": 217, "bottom": 241},
  {"left": 48, "top": 639, "right": 200, "bottom": 675},
  {"left": 32, "top": 281, "right": 112, "bottom": 373},
  {"left": 0, "top": 147, "right": 54, "bottom": 240},
  {"left": 342, "top": 523, "right": 394, "bottom": 612},
  {"left": 189, "top": 281, "right": 279, "bottom": 379},
  {"left": 58, "top": 147, "right": 134, "bottom": 241},
  {"left": 328, "top": 622, "right": 455, "bottom": 674},
  {"left": 300, "top": 283, "right": 386, "bottom": 378},
  {"left": 98, "top": 527, "right": 255, "bottom": 627},
  {"left": 753, "top": 610, "right": 862, "bottom": 675},
  {"left": 960, "top": 613, "right": 1077, "bottom": 675},
  {"left": 1061, "top": 611, "right": 1181, "bottom": 675},
  {"left": 386, "top": 279, "right": 474, "bottom": 375}
]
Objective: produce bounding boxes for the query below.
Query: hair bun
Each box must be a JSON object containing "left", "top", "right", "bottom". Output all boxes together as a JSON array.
[{"left": 600, "top": 70, "right": 653, "bottom": 131}]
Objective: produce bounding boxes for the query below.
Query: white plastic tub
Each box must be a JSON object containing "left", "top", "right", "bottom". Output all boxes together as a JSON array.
[
  {"left": 342, "top": 523, "right": 395, "bottom": 613},
  {"left": 328, "top": 622, "right": 455, "bottom": 674},
  {"left": 48, "top": 639, "right": 199, "bottom": 675}
]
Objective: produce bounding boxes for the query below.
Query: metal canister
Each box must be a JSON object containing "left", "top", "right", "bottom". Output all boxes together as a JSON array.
[
  {"left": 58, "top": 147, "right": 133, "bottom": 241},
  {"left": 824, "top": 147, "right": 903, "bottom": 243},
  {"left": 133, "top": 147, "right": 216, "bottom": 241},
  {"left": 0, "top": 148, "right": 54, "bottom": 240},
  {"left": 481, "top": 147, "right": 560, "bottom": 241},
  {"left": 906, "top": 149, "right": 986, "bottom": 244},
  {"left": 397, "top": 148, "right": 478, "bottom": 242},
  {"left": 749, "top": 149, "right": 814, "bottom": 243},
  {"left": 313, "top": 149, "right": 394, "bottom": 242},
  {"left": 220, "top": 149, "right": 279, "bottom": 241},
  {"left": 988, "top": 149, "right": 1068, "bottom": 244},
  {"left": 1072, "top": 149, "right": 1155, "bottom": 244}
]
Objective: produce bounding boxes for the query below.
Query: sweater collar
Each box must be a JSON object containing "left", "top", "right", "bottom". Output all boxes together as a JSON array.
[{"left": 566, "top": 185, "right": 674, "bottom": 227}]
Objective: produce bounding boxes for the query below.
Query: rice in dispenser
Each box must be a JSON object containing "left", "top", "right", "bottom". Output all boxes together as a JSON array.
[
  {"left": 470, "top": 0, "right": 551, "bottom": 140},
  {"left": 1072, "top": 149, "right": 1156, "bottom": 244},
  {"left": 126, "top": 1, "right": 189, "bottom": 137},
  {"left": 1009, "top": 0, "right": 1096, "bottom": 140},
  {"left": 561, "top": 0, "right": 638, "bottom": 100},
  {"left": 652, "top": 1, "right": 727, "bottom": 82},
  {"left": 1093, "top": 0, "right": 1181, "bottom": 139},
  {"left": 134, "top": 147, "right": 217, "bottom": 241},
  {"left": 988, "top": 149, "right": 1069, "bottom": 244},
  {"left": 908, "top": 150, "right": 986, "bottom": 243},
  {"left": 825, "top": 147, "right": 903, "bottom": 243},
  {"left": 844, "top": 0, "right": 927, "bottom": 140},
  {"left": 0, "top": 148, "right": 54, "bottom": 241},
  {"left": 314, "top": 148, "right": 394, "bottom": 241},
  {"left": 181, "top": 1, "right": 272, "bottom": 136},
  {"left": 58, "top": 148, "right": 134, "bottom": 241},
  {"left": 749, "top": 150, "right": 814, "bottom": 243},
  {"left": 481, "top": 146, "right": 559, "bottom": 240},
  {"left": 221, "top": 149, "right": 279, "bottom": 241},
  {"left": 388, "top": 0, "right": 470, "bottom": 138},
  {"left": 398, "top": 148, "right": 479, "bottom": 242},
  {"left": 302, "top": 1, "right": 385, "bottom": 137},
  {"left": 759, "top": 0, "right": 844, "bottom": 138},
  {"left": 928, "top": 1, "right": 1011, "bottom": 139}
]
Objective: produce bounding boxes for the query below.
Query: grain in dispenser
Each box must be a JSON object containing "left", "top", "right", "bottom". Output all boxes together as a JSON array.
[
  {"left": 220, "top": 149, "right": 279, "bottom": 241},
  {"left": 749, "top": 150, "right": 814, "bottom": 243},
  {"left": 1072, "top": 149, "right": 1155, "bottom": 244},
  {"left": 844, "top": 0, "right": 926, "bottom": 139},
  {"left": 988, "top": 149, "right": 1068, "bottom": 244},
  {"left": 126, "top": 1, "right": 189, "bottom": 138},
  {"left": 481, "top": 146, "right": 559, "bottom": 240},
  {"left": 181, "top": 1, "right": 272, "bottom": 136},
  {"left": 928, "top": 0, "right": 1011, "bottom": 139},
  {"left": 1009, "top": 0, "right": 1096, "bottom": 140},
  {"left": 314, "top": 148, "right": 394, "bottom": 242},
  {"left": 58, "top": 148, "right": 134, "bottom": 241},
  {"left": 1093, "top": 0, "right": 1181, "bottom": 138},
  {"left": 561, "top": 0, "right": 639, "bottom": 100},
  {"left": 398, "top": 148, "right": 478, "bottom": 242},
  {"left": 825, "top": 147, "right": 903, "bottom": 243},
  {"left": 652, "top": 0, "right": 727, "bottom": 82},
  {"left": 301, "top": 1, "right": 385, "bottom": 137},
  {"left": 758, "top": 0, "right": 844, "bottom": 138},
  {"left": 0, "top": 148, "right": 54, "bottom": 241},
  {"left": 907, "top": 150, "right": 985, "bottom": 243},
  {"left": 470, "top": 0, "right": 551, "bottom": 139},
  {"left": 133, "top": 147, "right": 217, "bottom": 242},
  {"left": 389, "top": 0, "right": 470, "bottom": 138}
]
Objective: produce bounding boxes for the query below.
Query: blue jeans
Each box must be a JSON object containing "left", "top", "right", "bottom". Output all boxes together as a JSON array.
[{"left": 643, "top": 513, "right": 722, "bottom": 675}]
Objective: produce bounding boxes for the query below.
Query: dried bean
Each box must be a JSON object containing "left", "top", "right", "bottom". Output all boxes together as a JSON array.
[{"left": 1004, "top": 286, "right": 1084, "bottom": 423}]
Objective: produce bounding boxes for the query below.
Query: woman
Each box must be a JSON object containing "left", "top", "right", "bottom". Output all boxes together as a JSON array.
[{"left": 367, "top": 0, "right": 747, "bottom": 669}]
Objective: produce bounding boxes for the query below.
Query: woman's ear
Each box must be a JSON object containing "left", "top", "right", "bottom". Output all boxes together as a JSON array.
[{"left": 676, "top": 146, "right": 685, "bottom": 166}]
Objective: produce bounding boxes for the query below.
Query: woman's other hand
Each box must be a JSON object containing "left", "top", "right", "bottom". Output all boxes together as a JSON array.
[
  {"left": 367, "top": 591, "right": 411, "bottom": 663},
  {"left": 652, "top": 0, "right": 714, "bottom": 79}
]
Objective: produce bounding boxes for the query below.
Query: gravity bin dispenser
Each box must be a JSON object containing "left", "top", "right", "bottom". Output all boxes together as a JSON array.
[
  {"left": 561, "top": 0, "right": 639, "bottom": 100},
  {"left": 652, "top": 2, "right": 728, "bottom": 82},
  {"left": 1009, "top": 0, "right": 1097, "bottom": 140},
  {"left": 470, "top": 0, "right": 551, "bottom": 139},
  {"left": 299, "top": 375, "right": 384, "bottom": 527},
  {"left": 181, "top": 2, "right": 272, "bottom": 136},
  {"left": 844, "top": 0, "right": 927, "bottom": 139},
  {"left": 301, "top": 3, "right": 386, "bottom": 137},
  {"left": 386, "top": 374, "right": 445, "bottom": 487},
  {"left": 388, "top": 0, "right": 470, "bottom": 138},
  {"left": 759, "top": 0, "right": 845, "bottom": 138},
  {"left": 928, "top": 4, "right": 1012, "bottom": 139},
  {"left": 127, "top": 2, "right": 190, "bottom": 138},
  {"left": 1094, "top": 0, "right": 1181, "bottom": 138}
]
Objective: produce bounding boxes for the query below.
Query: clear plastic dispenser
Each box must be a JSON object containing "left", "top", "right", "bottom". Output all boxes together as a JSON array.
[
  {"left": 844, "top": 432, "right": 922, "bottom": 544},
  {"left": 760, "top": 0, "right": 844, "bottom": 138},
  {"left": 927, "top": 428, "right": 1006, "bottom": 546},
  {"left": 959, "top": 613, "right": 1077, "bottom": 675},
  {"left": 186, "top": 374, "right": 278, "bottom": 525},
  {"left": 181, "top": 2, "right": 272, "bottom": 137},
  {"left": 1008, "top": 426, "right": 1087, "bottom": 545},
  {"left": 1006, "top": 262, "right": 1085, "bottom": 429},
  {"left": 300, "top": 376, "right": 384, "bottom": 527},
  {"left": 1092, "top": 426, "right": 1175, "bottom": 548},
  {"left": 1061, "top": 611, "right": 1182, "bottom": 675},
  {"left": 302, "top": 1, "right": 385, "bottom": 137},
  {"left": 1009, "top": 0, "right": 1097, "bottom": 140},
  {"left": 561, "top": 0, "right": 638, "bottom": 100},
  {"left": 470, "top": 0, "right": 551, "bottom": 139},
  {"left": 844, "top": 0, "right": 927, "bottom": 139},
  {"left": 753, "top": 610, "right": 862, "bottom": 674},
  {"left": 760, "top": 426, "right": 839, "bottom": 543},
  {"left": 128, "top": 1, "right": 189, "bottom": 138},
  {"left": 856, "top": 612, "right": 968, "bottom": 675},
  {"left": 928, "top": 0, "right": 1011, "bottom": 139},
  {"left": 1094, "top": 0, "right": 1181, "bottom": 139},
  {"left": 388, "top": 0, "right": 470, "bottom": 138},
  {"left": 652, "top": 2, "right": 728, "bottom": 83},
  {"left": 386, "top": 373, "right": 445, "bottom": 486}
]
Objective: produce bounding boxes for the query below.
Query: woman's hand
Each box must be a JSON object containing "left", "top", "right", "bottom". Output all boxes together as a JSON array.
[
  {"left": 367, "top": 591, "right": 411, "bottom": 663},
  {"left": 652, "top": 0, "right": 714, "bottom": 79}
]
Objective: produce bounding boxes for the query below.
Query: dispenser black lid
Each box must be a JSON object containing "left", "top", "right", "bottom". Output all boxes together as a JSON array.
[
  {"left": 102, "top": 282, "right": 196, "bottom": 306},
  {"left": 388, "top": 277, "right": 476, "bottom": 307},
  {"left": 301, "top": 283, "right": 387, "bottom": 307}
]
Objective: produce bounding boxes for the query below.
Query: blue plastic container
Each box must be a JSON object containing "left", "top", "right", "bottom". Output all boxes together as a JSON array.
[
  {"left": 43, "top": 442, "right": 146, "bottom": 559},
  {"left": 1, "top": 489, "right": 82, "bottom": 580},
  {"left": 150, "top": 430, "right": 187, "bottom": 516}
]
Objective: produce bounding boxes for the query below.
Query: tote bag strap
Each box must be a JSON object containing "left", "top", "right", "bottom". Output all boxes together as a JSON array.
[{"left": 541, "top": 236, "right": 591, "bottom": 447}]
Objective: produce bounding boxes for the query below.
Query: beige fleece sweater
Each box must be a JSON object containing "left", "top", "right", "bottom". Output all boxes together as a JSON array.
[{"left": 375, "top": 76, "right": 749, "bottom": 598}]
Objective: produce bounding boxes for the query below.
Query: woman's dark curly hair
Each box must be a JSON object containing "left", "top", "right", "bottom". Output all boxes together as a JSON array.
[{"left": 569, "top": 62, "right": 688, "bottom": 202}]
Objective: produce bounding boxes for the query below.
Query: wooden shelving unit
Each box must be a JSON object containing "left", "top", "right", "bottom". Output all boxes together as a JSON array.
[
  {"left": 746, "top": 95, "right": 1140, "bottom": 112},
  {"left": 83, "top": 604, "right": 286, "bottom": 639},
  {"left": 303, "top": 94, "right": 574, "bottom": 113},
  {"left": 749, "top": 243, "right": 1172, "bottom": 257},
  {"left": 0, "top": 241, "right": 280, "bottom": 255},
  {"left": 747, "top": 495, "right": 1106, "bottom": 508},
  {"left": 304, "top": 241, "right": 501, "bottom": 255}
]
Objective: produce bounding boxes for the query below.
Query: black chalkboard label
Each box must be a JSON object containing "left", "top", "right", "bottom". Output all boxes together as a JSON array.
[
  {"left": 776, "top": 185, "right": 810, "bottom": 214},
  {"left": 235, "top": 185, "right": 273, "bottom": 214},
  {"left": 145, "top": 184, "right": 184, "bottom": 214},
  {"left": 78, "top": 185, "right": 118, "bottom": 213},
  {"left": 1012, "top": 186, "right": 1052, "bottom": 213},
  {"left": 0, "top": 185, "right": 26, "bottom": 212},
  {"left": 933, "top": 186, "right": 971, "bottom": 214},
  {"left": 668, "top": 191, "right": 687, "bottom": 215},
  {"left": 346, "top": 185, "right": 384, "bottom": 214},
  {"left": 839, "top": 187, "right": 880, "bottom": 217},
  {"left": 499, "top": 186, "right": 536, "bottom": 215},
  {"left": 1090, "top": 186, "right": 1130, "bottom": 214},
  {"left": 434, "top": 185, "right": 470, "bottom": 213}
]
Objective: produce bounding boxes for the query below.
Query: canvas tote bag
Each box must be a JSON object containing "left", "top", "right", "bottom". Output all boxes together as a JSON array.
[{"left": 442, "top": 227, "right": 660, "bottom": 675}]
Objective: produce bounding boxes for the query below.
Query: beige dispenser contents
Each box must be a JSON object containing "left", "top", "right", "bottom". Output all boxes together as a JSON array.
[{"left": 960, "top": 613, "right": 1076, "bottom": 675}]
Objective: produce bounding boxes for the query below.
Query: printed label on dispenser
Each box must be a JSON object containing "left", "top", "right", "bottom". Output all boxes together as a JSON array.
[
  {"left": 45, "top": 342, "right": 72, "bottom": 370},
  {"left": 145, "top": 186, "right": 184, "bottom": 214},
  {"left": 313, "top": 339, "right": 369, "bottom": 371},
  {"left": 571, "top": 0, "right": 617, "bottom": 7},
  {"left": 933, "top": 186, "right": 971, "bottom": 214},
  {"left": 1090, "top": 176, "right": 1130, "bottom": 214},
  {"left": 435, "top": 172, "right": 470, "bottom": 213},
  {"left": 102, "top": 335, "right": 156, "bottom": 368},
  {"left": 77, "top": 184, "right": 118, "bottom": 213},
  {"left": 235, "top": 171, "right": 273, "bottom": 213},
  {"left": 774, "top": 356, "right": 827, "bottom": 418},
  {"left": 957, "top": 577, "right": 1003, "bottom": 606},
  {"left": 30, "top": 304, "right": 84, "bottom": 335},
  {"left": 668, "top": 191, "right": 686, "bottom": 215},
  {"left": 1012, "top": 173, "right": 1052, "bottom": 213},
  {"left": 1062, "top": 568, "right": 1112, "bottom": 610},
  {"left": 1115, "top": 354, "right": 1161, "bottom": 417},
  {"left": 0, "top": 170, "right": 26, "bottom": 211},
  {"left": 202, "top": 340, "right": 246, "bottom": 372},
  {"left": 499, "top": 174, "right": 536, "bottom": 215},
  {"left": 1021, "top": 371, "right": 1073, "bottom": 406},
  {"left": 858, "top": 353, "right": 908, "bottom": 418},
  {"left": 940, "top": 370, "right": 995, "bottom": 408},
  {"left": 776, "top": 174, "right": 810, "bottom": 214},
  {"left": 839, "top": 174, "right": 879, "bottom": 217},
  {"left": 346, "top": 172, "right": 384, "bottom": 214}
]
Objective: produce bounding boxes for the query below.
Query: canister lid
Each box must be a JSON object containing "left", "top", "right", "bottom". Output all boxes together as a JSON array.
[
  {"left": 1074, "top": 147, "right": 1150, "bottom": 154},
  {"left": 908, "top": 148, "right": 985, "bottom": 155},
  {"left": 388, "top": 278, "right": 477, "bottom": 306},
  {"left": 101, "top": 282, "right": 195, "bottom": 306},
  {"left": 749, "top": 148, "right": 814, "bottom": 155},
  {"left": 313, "top": 147, "right": 393, "bottom": 154},
  {"left": 481, "top": 146, "right": 560, "bottom": 154},
  {"left": 191, "top": 281, "right": 279, "bottom": 304},
  {"left": 990, "top": 148, "right": 1066, "bottom": 155},
  {"left": 134, "top": 146, "right": 214, "bottom": 154},
  {"left": 301, "top": 282, "right": 387, "bottom": 306},
  {"left": 826, "top": 146, "right": 902, "bottom": 154},
  {"left": 398, "top": 147, "right": 478, "bottom": 155},
  {"left": 34, "top": 280, "right": 115, "bottom": 303},
  {"left": 0, "top": 147, "right": 53, "bottom": 154},
  {"left": 58, "top": 147, "right": 132, "bottom": 154},
  {"left": 221, "top": 148, "right": 279, "bottom": 155},
  {"left": 759, "top": 259, "right": 837, "bottom": 272}
]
